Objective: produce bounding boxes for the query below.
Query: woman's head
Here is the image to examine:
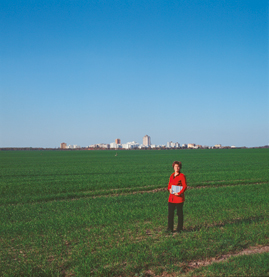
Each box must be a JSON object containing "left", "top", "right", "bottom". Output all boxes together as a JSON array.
[{"left": 172, "top": 161, "right": 182, "bottom": 172}]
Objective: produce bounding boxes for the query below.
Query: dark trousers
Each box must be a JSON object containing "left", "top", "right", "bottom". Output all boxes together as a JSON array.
[{"left": 168, "top": 202, "right": 184, "bottom": 231}]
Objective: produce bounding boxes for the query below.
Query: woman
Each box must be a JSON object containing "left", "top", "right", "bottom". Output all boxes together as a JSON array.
[{"left": 167, "top": 161, "right": 187, "bottom": 233}]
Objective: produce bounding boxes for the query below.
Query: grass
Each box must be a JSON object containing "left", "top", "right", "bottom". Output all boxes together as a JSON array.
[
  {"left": 1, "top": 148, "right": 268, "bottom": 205},
  {"left": 0, "top": 148, "right": 268, "bottom": 276},
  {"left": 1, "top": 184, "right": 268, "bottom": 276},
  {"left": 187, "top": 252, "right": 269, "bottom": 276}
]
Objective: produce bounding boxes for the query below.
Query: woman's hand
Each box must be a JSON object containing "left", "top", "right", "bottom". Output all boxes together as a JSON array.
[{"left": 169, "top": 189, "right": 172, "bottom": 194}]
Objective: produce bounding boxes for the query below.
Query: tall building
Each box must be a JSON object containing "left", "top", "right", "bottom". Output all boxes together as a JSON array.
[
  {"left": 115, "top": 138, "right": 121, "bottom": 144},
  {"left": 167, "top": 141, "right": 172, "bottom": 148},
  {"left": 143, "top": 135, "right": 151, "bottom": 146},
  {"left": 60, "top": 142, "right": 67, "bottom": 149}
]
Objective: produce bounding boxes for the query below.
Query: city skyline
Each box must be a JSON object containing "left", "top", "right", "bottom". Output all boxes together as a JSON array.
[
  {"left": 1, "top": 1, "right": 268, "bottom": 148},
  {"left": 59, "top": 134, "right": 260, "bottom": 150}
]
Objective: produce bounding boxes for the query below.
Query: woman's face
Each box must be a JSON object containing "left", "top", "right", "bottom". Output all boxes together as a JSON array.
[{"left": 174, "top": 164, "right": 180, "bottom": 173}]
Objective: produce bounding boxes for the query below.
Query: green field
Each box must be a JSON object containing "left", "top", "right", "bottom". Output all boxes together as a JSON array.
[{"left": 1, "top": 149, "right": 268, "bottom": 276}]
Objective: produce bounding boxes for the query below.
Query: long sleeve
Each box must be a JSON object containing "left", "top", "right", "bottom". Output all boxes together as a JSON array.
[
  {"left": 167, "top": 175, "right": 172, "bottom": 191},
  {"left": 178, "top": 174, "right": 187, "bottom": 195}
]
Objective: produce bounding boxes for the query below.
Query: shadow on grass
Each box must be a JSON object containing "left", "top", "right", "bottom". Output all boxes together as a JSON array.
[{"left": 184, "top": 215, "right": 265, "bottom": 233}]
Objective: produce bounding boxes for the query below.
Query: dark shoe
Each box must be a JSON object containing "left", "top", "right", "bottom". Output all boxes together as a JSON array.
[{"left": 176, "top": 229, "right": 182, "bottom": 233}]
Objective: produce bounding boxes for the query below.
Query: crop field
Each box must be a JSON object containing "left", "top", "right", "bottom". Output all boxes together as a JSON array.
[{"left": 0, "top": 148, "right": 269, "bottom": 276}]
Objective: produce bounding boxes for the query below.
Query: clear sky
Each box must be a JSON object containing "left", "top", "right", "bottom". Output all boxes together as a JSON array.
[{"left": 0, "top": 0, "right": 268, "bottom": 148}]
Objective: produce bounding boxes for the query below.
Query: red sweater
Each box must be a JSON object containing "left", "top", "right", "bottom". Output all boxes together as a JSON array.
[{"left": 167, "top": 172, "right": 187, "bottom": 203}]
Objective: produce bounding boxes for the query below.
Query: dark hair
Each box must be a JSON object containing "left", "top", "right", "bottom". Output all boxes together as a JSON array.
[{"left": 172, "top": 161, "right": 182, "bottom": 169}]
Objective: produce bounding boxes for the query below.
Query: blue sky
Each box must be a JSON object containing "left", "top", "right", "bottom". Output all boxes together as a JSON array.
[{"left": 0, "top": 0, "right": 268, "bottom": 147}]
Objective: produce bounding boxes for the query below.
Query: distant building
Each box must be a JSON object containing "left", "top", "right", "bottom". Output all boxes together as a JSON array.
[
  {"left": 122, "top": 141, "right": 139, "bottom": 149},
  {"left": 143, "top": 135, "right": 151, "bottom": 146},
  {"left": 167, "top": 141, "right": 172, "bottom": 148},
  {"left": 67, "top": 144, "right": 80, "bottom": 149},
  {"left": 88, "top": 144, "right": 97, "bottom": 148},
  {"left": 97, "top": 143, "right": 110, "bottom": 149},
  {"left": 167, "top": 141, "right": 180, "bottom": 148},
  {"left": 187, "top": 143, "right": 196, "bottom": 149},
  {"left": 115, "top": 138, "right": 121, "bottom": 144},
  {"left": 88, "top": 143, "right": 110, "bottom": 149},
  {"left": 172, "top": 142, "right": 180, "bottom": 148},
  {"left": 60, "top": 142, "right": 67, "bottom": 149},
  {"left": 110, "top": 142, "right": 122, "bottom": 149},
  {"left": 214, "top": 144, "right": 222, "bottom": 148}
]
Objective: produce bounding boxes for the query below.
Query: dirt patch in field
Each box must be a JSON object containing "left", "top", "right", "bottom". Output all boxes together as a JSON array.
[
  {"left": 187, "top": 181, "right": 267, "bottom": 190},
  {"left": 100, "top": 182, "right": 267, "bottom": 198},
  {"left": 143, "top": 269, "right": 178, "bottom": 277},
  {"left": 90, "top": 187, "right": 167, "bottom": 198},
  {"left": 97, "top": 182, "right": 267, "bottom": 198},
  {"left": 187, "top": 244, "right": 269, "bottom": 270},
  {"left": 5, "top": 182, "right": 267, "bottom": 206},
  {"left": 108, "top": 182, "right": 267, "bottom": 196},
  {"left": 142, "top": 245, "right": 269, "bottom": 277}
]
